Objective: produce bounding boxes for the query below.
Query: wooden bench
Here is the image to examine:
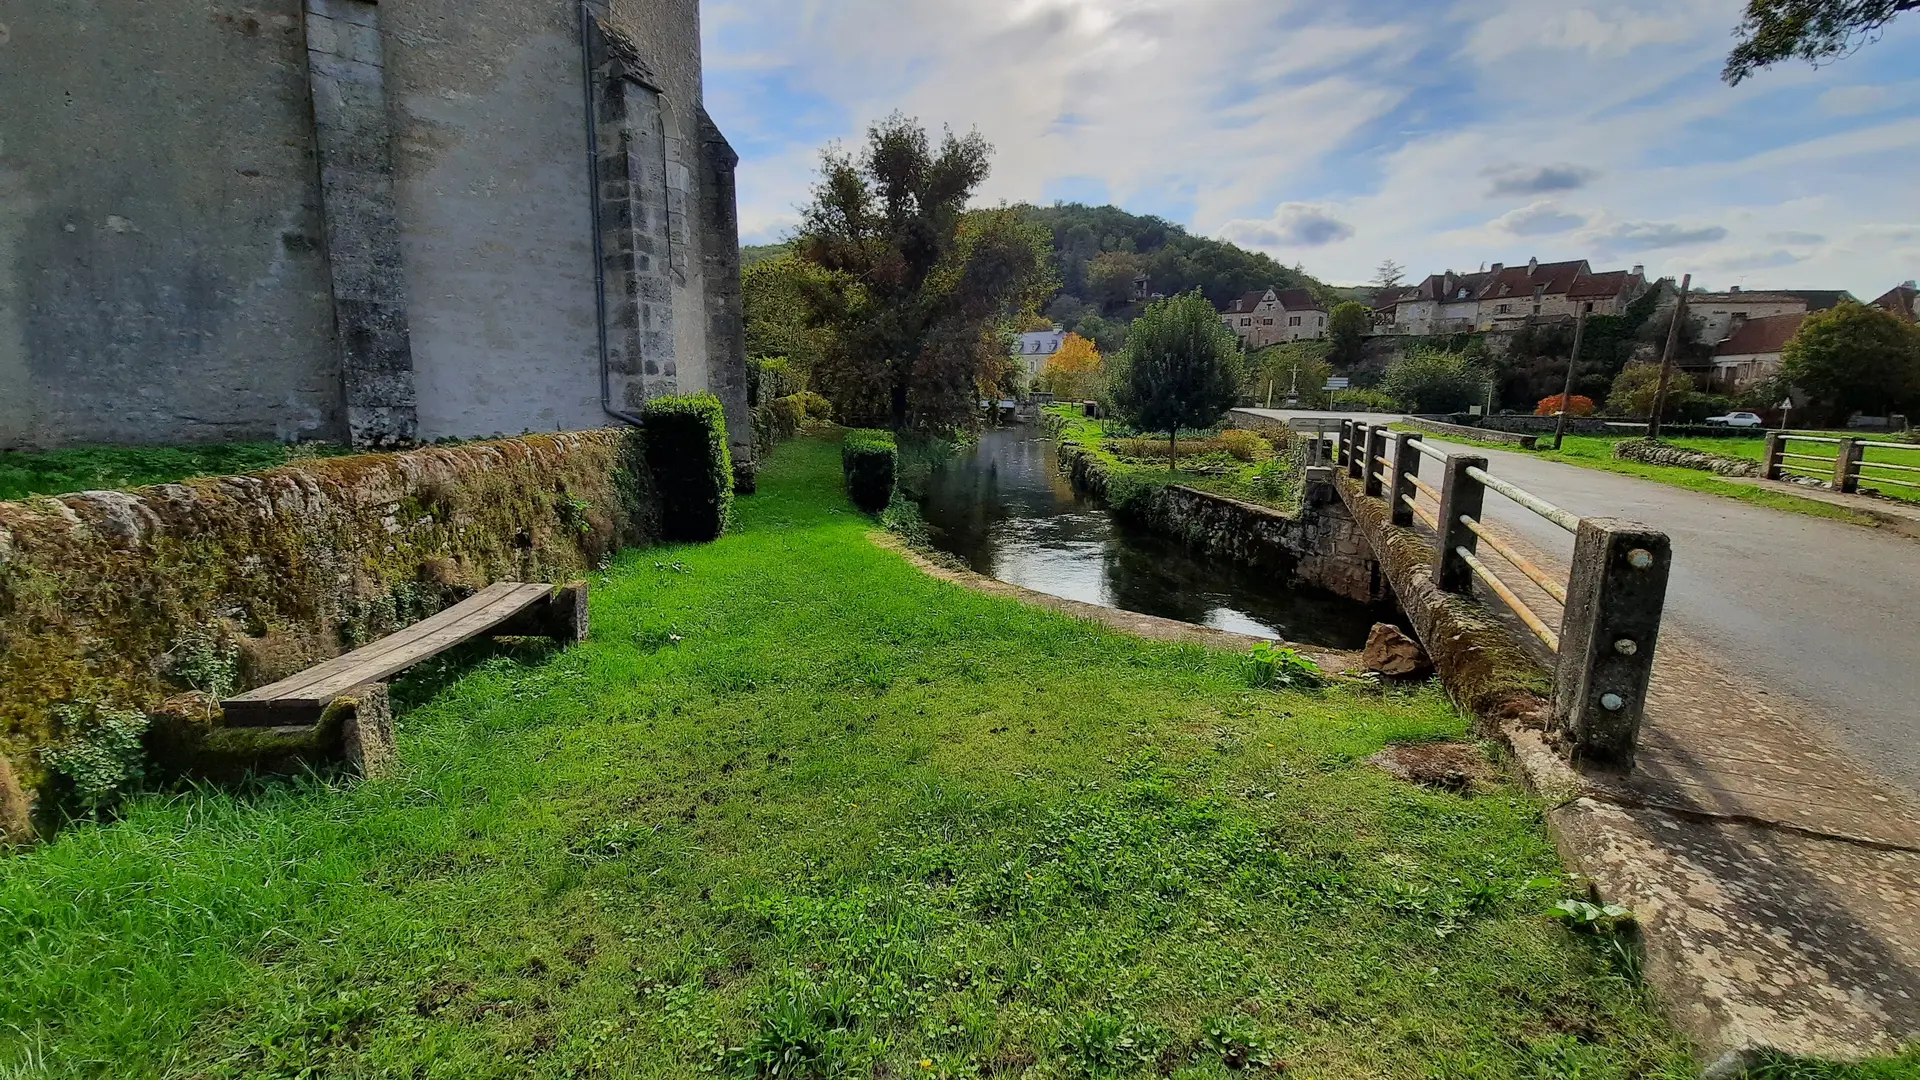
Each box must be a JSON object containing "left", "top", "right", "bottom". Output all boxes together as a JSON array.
[{"left": 221, "top": 580, "right": 588, "bottom": 729}]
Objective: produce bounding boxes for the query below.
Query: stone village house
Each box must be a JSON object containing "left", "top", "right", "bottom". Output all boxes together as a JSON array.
[
  {"left": 1011, "top": 327, "right": 1067, "bottom": 384},
  {"left": 0, "top": 0, "right": 751, "bottom": 464},
  {"left": 1371, "top": 258, "right": 1647, "bottom": 336},
  {"left": 1220, "top": 288, "right": 1327, "bottom": 348}
]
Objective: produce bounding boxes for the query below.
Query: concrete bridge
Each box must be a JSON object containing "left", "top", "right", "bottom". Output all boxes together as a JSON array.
[{"left": 1235, "top": 407, "right": 1920, "bottom": 1072}]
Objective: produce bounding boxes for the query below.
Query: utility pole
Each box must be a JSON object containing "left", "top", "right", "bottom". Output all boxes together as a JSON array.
[
  {"left": 1648, "top": 273, "right": 1691, "bottom": 441},
  {"left": 1553, "top": 310, "right": 1588, "bottom": 451}
]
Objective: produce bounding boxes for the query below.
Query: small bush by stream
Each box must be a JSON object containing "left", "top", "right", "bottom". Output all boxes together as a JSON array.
[{"left": 1046, "top": 405, "right": 1309, "bottom": 513}]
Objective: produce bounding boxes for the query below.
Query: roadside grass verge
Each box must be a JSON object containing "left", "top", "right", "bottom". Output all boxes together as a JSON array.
[
  {"left": 1659, "top": 435, "right": 1920, "bottom": 505},
  {"left": 1393, "top": 428, "right": 1878, "bottom": 526},
  {"left": 0, "top": 438, "right": 1710, "bottom": 1078},
  {"left": 0, "top": 442, "right": 348, "bottom": 501}
]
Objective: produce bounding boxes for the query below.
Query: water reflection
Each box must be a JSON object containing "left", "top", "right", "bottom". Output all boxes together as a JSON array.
[{"left": 919, "top": 426, "right": 1387, "bottom": 649}]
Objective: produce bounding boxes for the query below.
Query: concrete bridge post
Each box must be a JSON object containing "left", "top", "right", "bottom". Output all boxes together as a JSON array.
[
  {"left": 1555, "top": 519, "right": 1672, "bottom": 766},
  {"left": 1390, "top": 432, "right": 1421, "bottom": 528},
  {"left": 1337, "top": 420, "right": 1353, "bottom": 469},
  {"left": 1348, "top": 422, "right": 1370, "bottom": 482},
  {"left": 1364, "top": 427, "right": 1389, "bottom": 498},
  {"left": 1432, "top": 453, "right": 1488, "bottom": 594},
  {"left": 1832, "top": 438, "right": 1863, "bottom": 494},
  {"left": 1763, "top": 431, "right": 1786, "bottom": 481}
]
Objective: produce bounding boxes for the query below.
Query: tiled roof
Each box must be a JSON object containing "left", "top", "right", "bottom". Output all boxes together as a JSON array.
[
  {"left": 1777, "top": 290, "right": 1854, "bottom": 311},
  {"left": 1873, "top": 284, "right": 1917, "bottom": 322},
  {"left": 1714, "top": 312, "right": 1805, "bottom": 357},
  {"left": 1273, "top": 287, "right": 1324, "bottom": 312},
  {"left": 1482, "top": 260, "right": 1589, "bottom": 301},
  {"left": 1567, "top": 270, "right": 1641, "bottom": 299},
  {"left": 1223, "top": 290, "right": 1268, "bottom": 315}
]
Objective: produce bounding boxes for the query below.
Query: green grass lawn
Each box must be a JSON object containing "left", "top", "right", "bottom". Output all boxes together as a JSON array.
[
  {"left": 12, "top": 436, "right": 1912, "bottom": 1078},
  {"left": 0, "top": 442, "right": 346, "bottom": 501},
  {"left": 1658, "top": 435, "right": 1920, "bottom": 504}
]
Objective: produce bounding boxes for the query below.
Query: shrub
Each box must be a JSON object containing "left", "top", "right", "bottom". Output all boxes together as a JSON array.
[
  {"left": 1110, "top": 437, "right": 1231, "bottom": 460},
  {"left": 1329, "top": 388, "right": 1402, "bottom": 413},
  {"left": 642, "top": 393, "right": 733, "bottom": 542},
  {"left": 1534, "top": 394, "right": 1595, "bottom": 417},
  {"left": 842, "top": 428, "right": 898, "bottom": 513},
  {"left": 41, "top": 702, "right": 150, "bottom": 812},
  {"left": 1218, "top": 429, "right": 1272, "bottom": 462},
  {"left": 1381, "top": 348, "right": 1486, "bottom": 413},
  {"left": 792, "top": 391, "right": 833, "bottom": 424},
  {"left": 753, "top": 394, "right": 806, "bottom": 450}
]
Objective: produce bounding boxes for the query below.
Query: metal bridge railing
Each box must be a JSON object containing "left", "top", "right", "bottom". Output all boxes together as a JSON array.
[
  {"left": 1764, "top": 432, "right": 1920, "bottom": 496},
  {"left": 1337, "top": 419, "right": 1672, "bottom": 767}
]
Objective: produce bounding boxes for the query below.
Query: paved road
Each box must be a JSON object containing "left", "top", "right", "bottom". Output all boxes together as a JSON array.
[{"left": 1242, "top": 409, "right": 1920, "bottom": 799}]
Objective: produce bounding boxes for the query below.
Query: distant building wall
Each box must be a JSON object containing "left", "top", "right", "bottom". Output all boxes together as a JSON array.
[{"left": 0, "top": 0, "right": 342, "bottom": 450}]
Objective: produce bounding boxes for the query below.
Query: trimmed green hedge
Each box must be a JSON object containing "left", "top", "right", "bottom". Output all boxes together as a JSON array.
[
  {"left": 643, "top": 393, "right": 733, "bottom": 542},
  {"left": 842, "top": 428, "right": 897, "bottom": 513}
]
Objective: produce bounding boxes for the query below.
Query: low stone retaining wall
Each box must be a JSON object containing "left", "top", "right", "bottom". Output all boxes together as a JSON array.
[
  {"left": 1402, "top": 417, "right": 1538, "bottom": 449},
  {"left": 1051, "top": 437, "right": 1380, "bottom": 603},
  {"left": 1612, "top": 438, "right": 1761, "bottom": 477},
  {"left": 1441, "top": 414, "right": 1638, "bottom": 437},
  {"left": 1330, "top": 473, "right": 1551, "bottom": 723},
  {"left": 0, "top": 430, "right": 659, "bottom": 837}
]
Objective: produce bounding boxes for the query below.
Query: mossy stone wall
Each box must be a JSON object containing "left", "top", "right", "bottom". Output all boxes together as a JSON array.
[{"left": 0, "top": 430, "right": 657, "bottom": 815}]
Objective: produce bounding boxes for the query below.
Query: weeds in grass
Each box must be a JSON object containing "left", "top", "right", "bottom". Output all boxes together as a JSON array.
[{"left": 1244, "top": 642, "right": 1324, "bottom": 690}]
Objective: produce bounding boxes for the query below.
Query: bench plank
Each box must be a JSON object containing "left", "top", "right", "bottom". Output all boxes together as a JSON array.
[{"left": 222, "top": 582, "right": 554, "bottom": 725}]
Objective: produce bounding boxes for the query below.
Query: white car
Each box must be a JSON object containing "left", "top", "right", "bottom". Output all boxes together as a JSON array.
[{"left": 1705, "top": 411, "right": 1764, "bottom": 428}]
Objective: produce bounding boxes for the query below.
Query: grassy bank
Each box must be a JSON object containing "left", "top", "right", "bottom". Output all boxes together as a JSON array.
[
  {"left": 1394, "top": 428, "right": 1879, "bottom": 526},
  {"left": 0, "top": 442, "right": 347, "bottom": 501},
  {"left": 1046, "top": 406, "right": 1306, "bottom": 513},
  {"left": 1656, "top": 434, "right": 1920, "bottom": 505}
]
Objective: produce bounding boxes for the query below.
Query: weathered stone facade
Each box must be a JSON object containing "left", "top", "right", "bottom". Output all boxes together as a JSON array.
[{"left": 0, "top": 0, "right": 748, "bottom": 458}]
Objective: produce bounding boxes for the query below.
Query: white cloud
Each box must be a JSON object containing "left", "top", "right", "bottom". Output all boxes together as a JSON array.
[
  {"left": 704, "top": 0, "right": 1920, "bottom": 294},
  {"left": 1709, "top": 250, "right": 1805, "bottom": 272},
  {"left": 1219, "top": 203, "right": 1356, "bottom": 248},
  {"left": 1491, "top": 202, "right": 1587, "bottom": 236}
]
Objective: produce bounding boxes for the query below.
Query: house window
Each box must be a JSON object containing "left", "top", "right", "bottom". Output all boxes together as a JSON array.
[
  {"left": 1261, "top": 318, "right": 1273, "bottom": 325},
  {"left": 1532, "top": 304, "right": 1541, "bottom": 314},
  {"left": 1240, "top": 318, "right": 1251, "bottom": 326},
  {"left": 1497, "top": 303, "right": 1512, "bottom": 314},
  {"left": 1584, "top": 302, "right": 1594, "bottom": 313},
  {"left": 1288, "top": 316, "right": 1302, "bottom": 326}
]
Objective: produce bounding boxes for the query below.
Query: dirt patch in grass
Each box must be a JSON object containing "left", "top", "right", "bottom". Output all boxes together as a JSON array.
[{"left": 1370, "top": 740, "right": 1504, "bottom": 794}]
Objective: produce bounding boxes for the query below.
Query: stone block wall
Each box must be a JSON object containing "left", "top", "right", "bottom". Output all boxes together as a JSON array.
[
  {"left": 0, "top": 431, "right": 658, "bottom": 831},
  {"left": 1612, "top": 438, "right": 1762, "bottom": 477}
]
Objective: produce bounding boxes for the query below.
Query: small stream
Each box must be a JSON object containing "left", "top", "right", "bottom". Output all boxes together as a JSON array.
[{"left": 918, "top": 426, "right": 1387, "bottom": 650}]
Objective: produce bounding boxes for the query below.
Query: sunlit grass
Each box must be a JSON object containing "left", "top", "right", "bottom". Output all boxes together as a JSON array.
[{"left": 0, "top": 438, "right": 1713, "bottom": 1078}]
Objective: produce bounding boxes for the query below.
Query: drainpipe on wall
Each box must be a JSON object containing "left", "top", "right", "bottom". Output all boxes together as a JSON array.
[{"left": 578, "top": 0, "right": 647, "bottom": 429}]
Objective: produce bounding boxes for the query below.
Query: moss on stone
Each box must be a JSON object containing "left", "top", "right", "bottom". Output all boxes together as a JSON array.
[{"left": 0, "top": 430, "right": 658, "bottom": 809}]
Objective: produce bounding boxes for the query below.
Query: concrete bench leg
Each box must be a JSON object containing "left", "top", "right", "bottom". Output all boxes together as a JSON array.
[
  {"left": 488, "top": 580, "right": 590, "bottom": 644},
  {"left": 330, "top": 683, "right": 397, "bottom": 779}
]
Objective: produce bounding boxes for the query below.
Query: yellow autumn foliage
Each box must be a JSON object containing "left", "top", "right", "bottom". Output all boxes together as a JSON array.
[{"left": 1039, "top": 333, "right": 1105, "bottom": 400}]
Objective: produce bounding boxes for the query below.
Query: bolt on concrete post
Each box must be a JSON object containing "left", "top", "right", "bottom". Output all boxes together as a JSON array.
[
  {"left": 1364, "top": 426, "right": 1389, "bottom": 497},
  {"left": 1391, "top": 431, "right": 1422, "bottom": 527},
  {"left": 1432, "top": 453, "right": 1488, "bottom": 594},
  {"left": 1348, "top": 423, "right": 1370, "bottom": 481},
  {"left": 1554, "top": 519, "right": 1671, "bottom": 768},
  {"left": 1832, "top": 438, "right": 1863, "bottom": 494},
  {"left": 1763, "top": 431, "right": 1785, "bottom": 481}
]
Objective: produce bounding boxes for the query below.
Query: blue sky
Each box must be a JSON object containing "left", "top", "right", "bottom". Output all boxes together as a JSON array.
[{"left": 700, "top": 0, "right": 1919, "bottom": 297}]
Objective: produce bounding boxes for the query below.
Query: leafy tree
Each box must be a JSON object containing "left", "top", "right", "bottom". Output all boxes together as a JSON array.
[
  {"left": 1723, "top": 0, "right": 1917, "bottom": 84},
  {"left": 1607, "top": 362, "right": 1696, "bottom": 418},
  {"left": 1248, "top": 342, "right": 1334, "bottom": 408},
  {"left": 1326, "top": 301, "right": 1372, "bottom": 367},
  {"left": 1780, "top": 300, "right": 1920, "bottom": 420},
  {"left": 1381, "top": 348, "right": 1487, "bottom": 414},
  {"left": 1109, "top": 291, "right": 1245, "bottom": 468},
  {"left": 1039, "top": 333, "right": 1105, "bottom": 401},
  {"left": 1535, "top": 394, "right": 1595, "bottom": 417},
  {"left": 1074, "top": 313, "right": 1128, "bottom": 357},
  {"left": 743, "top": 254, "right": 836, "bottom": 378},
  {"left": 1087, "top": 251, "right": 1148, "bottom": 309},
  {"left": 793, "top": 115, "right": 1056, "bottom": 430},
  {"left": 1372, "top": 259, "right": 1406, "bottom": 300}
]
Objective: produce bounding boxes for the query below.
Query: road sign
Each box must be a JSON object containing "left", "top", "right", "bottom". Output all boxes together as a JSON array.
[{"left": 1325, "top": 377, "right": 1350, "bottom": 390}]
